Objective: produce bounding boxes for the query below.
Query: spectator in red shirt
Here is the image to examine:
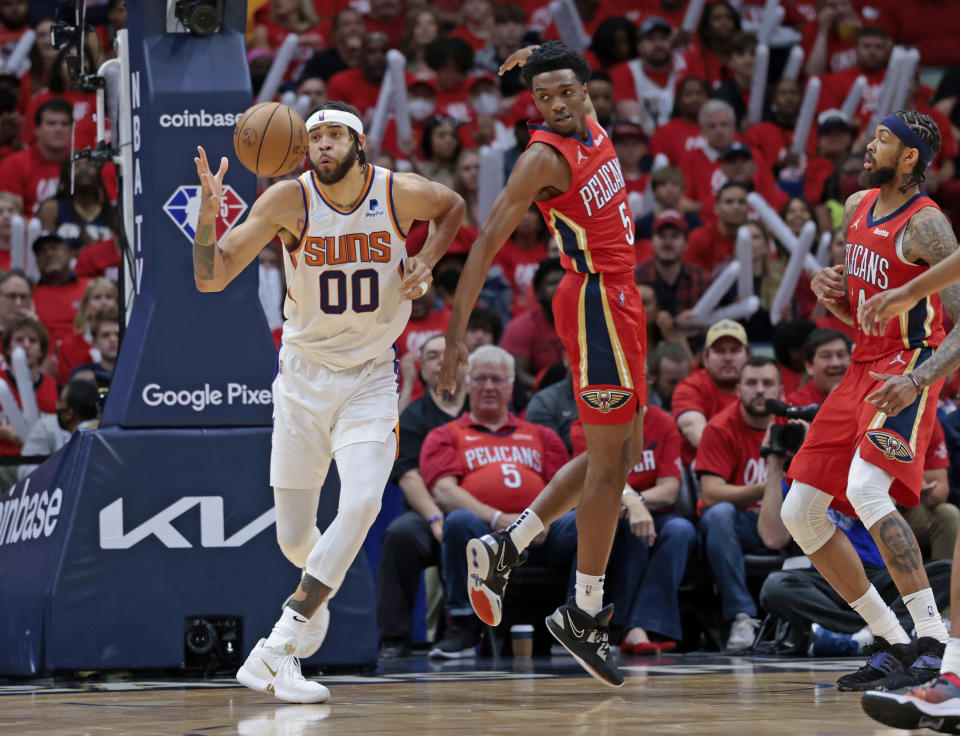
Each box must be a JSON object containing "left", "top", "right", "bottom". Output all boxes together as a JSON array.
[
  {"left": 420, "top": 346, "right": 574, "bottom": 657},
  {"left": 401, "top": 6, "right": 441, "bottom": 76},
  {"left": 685, "top": 180, "right": 749, "bottom": 272},
  {"left": 647, "top": 341, "right": 692, "bottom": 412},
  {"left": 712, "top": 31, "right": 759, "bottom": 129},
  {"left": 679, "top": 99, "right": 738, "bottom": 216},
  {"left": 0, "top": 0, "right": 29, "bottom": 56},
  {"left": 785, "top": 328, "right": 851, "bottom": 407},
  {"left": 449, "top": 0, "right": 494, "bottom": 52},
  {"left": 0, "top": 98, "right": 72, "bottom": 215},
  {"left": 474, "top": 3, "right": 529, "bottom": 99},
  {"left": 586, "top": 70, "right": 615, "bottom": 131},
  {"left": 884, "top": 0, "right": 960, "bottom": 69},
  {"left": 21, "top": 42, "right": 99, "bottom": 147},
  {"left": 31, "top": 233, "right": 90, "bottom": 351},
  {"left": 634, "top": 166, "right": 702, "bottom": 241},
  {"left": 650, "top": 76, "right": 708, "bottom": 167},
  {"left": 495, "top": 204, "right": 549, "bottom": 314},
  {"left": 69, "top": 305, "right": 118, "bottom": 389},
  {"left": 697, "top": 355, "right": 782, "bottom": 648},
  {"left": 802, "top": 0, "right": 872, "bottom": 76},
  {"left": 425, "top": 37, "right": 475, "bottom": 123},
  {"left": 500, "top": 257, "right": 565, "bottom": 389},
  {"left": 587, "top": 16, "right": 638, "bottom": 74},
  {"left": 300, "top": 8, "right": 365, "bottom": 82},
  {"left": 612, "top": 121, "right": 648, "bottom": 213},
  {"left": 56, "top": 277, "right": 117, "bottom": 387},
  {"left": 745, "top": 78, "right": 803, "bottom": 176},
  {"left": 415, "top": 115, "right": 462, "bottom": 191},
  {"left": 570, "top": 408, "right": 696, "bottom": 654},
  {"left": 325, "top": 32, "right": 390, "bottom": 126},
  {"left": 673, "top": 318, "right": 750, "bottom": 465},
  {"left": 612, "top": 16, "right": 681, "bottom": 135},
  {"left": 704, "top": 142, "right": 788, "bottom": 225},
  {"left": 249, "top": 0, "right": 327, "bottom": 82},
  {"left": 363, "top": 0, "right": 405, "bottom": 50},
  {"left": 684, "top": 0, "right": 741, "bottom": 88},
  {"left": 0, "top": 191, "right": 21, "bottom": 270},
  {"left": 0, "top": 269, "right": 34, "bottom": 336},
  {"left": 818, "top": 27, "right": 891, "bottom": 133},
  {"left": 804, "top": 109, "right": 857, "bottom": 206}
]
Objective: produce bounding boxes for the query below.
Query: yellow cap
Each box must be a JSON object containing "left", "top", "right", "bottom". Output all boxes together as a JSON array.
[{"left": 705, "top": 319, "right": 749, "bottom": 350}]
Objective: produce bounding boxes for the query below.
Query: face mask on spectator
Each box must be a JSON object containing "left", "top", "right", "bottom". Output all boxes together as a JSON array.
[
  {"left": 409, "top": 98, "right": 436, "bottom": 122},
  {"left": 471, "top": 92, "right": 499, "bottom": 116}
]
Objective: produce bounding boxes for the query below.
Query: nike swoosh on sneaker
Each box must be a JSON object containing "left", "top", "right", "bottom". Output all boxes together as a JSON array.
[
  {"left": 263, "top": 660, "right": 278, "bottom": 677},
  {"left": 293, "top": 615, "right": 307, "bottom": 623},
  {"left": 566, "top": 610, "right": 585, "bottom": 638},
  {"left": 495, "top": 542, "right": 510, "bottom": 573}
]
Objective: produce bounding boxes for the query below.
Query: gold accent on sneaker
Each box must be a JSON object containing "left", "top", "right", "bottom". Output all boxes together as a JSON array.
[{"left": 263, "top": 660, "right": 278, "bottom": 677}]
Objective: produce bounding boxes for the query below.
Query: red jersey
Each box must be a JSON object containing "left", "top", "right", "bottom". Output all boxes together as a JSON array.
[
  {"left": 672, "top": 367, "right": 739, "bottom": 464},
  {"left": 419, "top": 413, "right": 569, "bottom": 512},
  {"left": 845, "top": 190, "right": 946, "bottom": 362},
  {"left": 649, "top": 117, "right": 702, "bottom": 167},
  {"left": 528, "top": 117, "right": 635, "bottom": 276},
  {"left": 696, "top": 401, "right": 769, "bottom": 510},
  {"left": 34, "top": 276, "right": 91, "bottom": 351},
  {"left": 0, "top": 372, "right": 59, "bottom": 456}
]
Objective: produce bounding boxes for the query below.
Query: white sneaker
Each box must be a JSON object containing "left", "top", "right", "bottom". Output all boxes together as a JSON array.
[
  {"left": 236, "top": 638, "right": 330, "bottom": 703},
  {"left": 726, "top": 613, "right": 760, "bottom": 650},
  {"left": 292, "top": 603, "right": 330, "bottom": 659}
]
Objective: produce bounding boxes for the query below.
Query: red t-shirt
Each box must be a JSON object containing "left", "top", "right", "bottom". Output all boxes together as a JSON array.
[
  {"left": 56, "top": 331, "right": 93, "bottom": 387},
  {"left": 448, "top": 26, "right": 489, "bottom": 52},
  {"left": 804, "top": 156, "right": 836, "bottom": 205},
  {"left": 685, "top": 220, "right": 738, "bottom": 272},
  {"left": 816, "top": 313, "right": 859, "bottom": 342},
  {"left": 397, "top": 306, "right": 451, "bottom": 360},
  {"left": 785, "top": 380, "right": 829, "bottom": 407},
  {"left": 500, "top": 307, "right": 565, "bottom": 375},
  {"left": 494, "top": 239, "right": 548, "bottom": 313},
  {"left": 21, "top": 91, "right": 98, "bottom": 147},
  {"left": 0, "top": 371, "right": 59, "bottom": 456},
  {"left": 419, "top": 412, "right": 570, "bottom": 512},
  {"left": 0, "top": 145, "right": 66, "bottom": 215},
  {"left": 696, "top": 401, "right": 769, "bottom": 510},
  {"left": 436, "top": 80, "right": 474, "bottom": 124},
  {"left": 926, "top": 419, "right": 950, "bottom": 472},
  {"left": 533, "top": 0, "right": 640, "bottom": 40},
  {"left": 672, "top": 367, "right": 739, "bottom": 465},
  {"left": 682, "top": 43, "right": 729, "bottom": 89},
  {"left": 883, "top": 1, "right": 958, "bottom": 68},
  {"left": 74, "top": 238, "right": 121, "bottom": 280},
  {"left": 649, "top": 117, "right": 702, "bottom": 168},
  {"left": 363, "top": 13, "right": 405, "bottom": 50},
  {"left": 818, "top": 66, "right": 886, "bottom": 132},
  {"left": 34, "top": 276, "right": 90, "bottom": 351},
  {"left": 780, "top": 365, "right": 803, "bottom": 397},
  {"left": 325, "top": 68, "right": 384, "bottom": 123}
]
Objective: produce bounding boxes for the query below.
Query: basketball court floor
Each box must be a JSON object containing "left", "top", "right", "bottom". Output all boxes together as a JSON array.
[{"left": 0, "top": 653, "right": 923, "bottom": 735}]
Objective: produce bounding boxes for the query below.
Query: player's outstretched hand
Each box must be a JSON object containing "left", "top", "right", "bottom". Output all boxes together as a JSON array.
[
  {"left": 437, "top": 335, "right": 468, "bottom": 398},
  {"left": 866, "top": 371, "right": 919, "bottom": 416},
  {"left": 811, "top": 264, "right": 846, "bottom": 304},
  {"left": 194, "top": 145, "right": 228, "bottom": 217},
  {"left": 399, "top": 256, "right": 433, "bottom": 301},
  {"left": 859, "top": 286, "right": 913, "bottom": 336},
  {"left": 498, "top": 45, "right": 539, "bottom": 76}
]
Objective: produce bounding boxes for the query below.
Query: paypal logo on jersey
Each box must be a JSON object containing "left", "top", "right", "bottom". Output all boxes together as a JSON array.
[{"left": 366, "top": 198, "right": 385, "bottom": 217}]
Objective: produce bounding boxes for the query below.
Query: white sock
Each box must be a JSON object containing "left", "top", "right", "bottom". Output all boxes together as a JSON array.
[
  {"left": 904, "top": 587, "right": 949, "bottom": 642},
  {"left": 265, "top": 606, "right": 310, "bottom": 651},
  {"left": 941, "top": 638, "right": 960, "bottom": 675},
  {"left": 850, "top": 585, "right": 910, "bottom": 644},
  {"left": 575, "top": 571, "right": 605, "bottom": 617},
  {"left": 507, "top": 508, "right": 543, "bottom": 552},
  {"left": 852, "top": 626, "right": 875, "bottom": 651}
]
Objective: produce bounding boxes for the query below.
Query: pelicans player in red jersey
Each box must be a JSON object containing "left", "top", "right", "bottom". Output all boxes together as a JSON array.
[
  {"left": 439, "top": 42, "right": 643, "bottom": 687},
  {"left": 782, "top": 111, "right": 957, "bottom": 694}
]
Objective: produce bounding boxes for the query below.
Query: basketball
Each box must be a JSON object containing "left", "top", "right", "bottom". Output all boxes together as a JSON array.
[{"left": 232, "top": 102, "right": 308, "bottom": 177}]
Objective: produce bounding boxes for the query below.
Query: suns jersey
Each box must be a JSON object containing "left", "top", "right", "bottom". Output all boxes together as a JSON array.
[
  {"left": 846, "top": 189, "right": 946, "bottom": 362},
  {"left": 281, "top": 165, "right": 411, "bottom": 370},
  {"left": 528, "top": 117, "right": 635, "bottom": 276}
]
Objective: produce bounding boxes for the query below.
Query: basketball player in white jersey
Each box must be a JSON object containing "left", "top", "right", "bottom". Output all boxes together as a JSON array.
[{"left": 192, "top": 101, "right": 464, "bottom": 703}]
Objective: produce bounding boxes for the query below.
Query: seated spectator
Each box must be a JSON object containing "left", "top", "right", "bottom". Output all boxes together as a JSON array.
[
  {"left": 92, "top": 0, "right": 126, "bottom": 64},
  {"left": 611, "top": 16, "right": 679, "bottom": 135},
  {"left": 785, "top": 328, "right": 852, "bottom": 406},
  {"left": 759, "top": 197, "right": 820, "bottom": 323},
  {"left": 801, "top": 0, "right": 884, "bottom": 76},
  {"left": 397, "top": 284, "right": 451, "bottom": 406},
  {"left": 0, "top": 0, "right": 29, "bottom": 60},
  {"left": 685, "top": 181, "right": 749, "bottom": 272},
  {"left": 473, "top": 3, "right": 527, "bottom": 100},
  {"left": 758, "top": 436, "right": 951, "bottom": 656},
  {"left": 68, "top": 306, "right": 118, "bottom": 389},
  {"left": 901, "top": 420, "right": 958, "bottom": 563},
  {"left": 325, "top": 32, "right": 390, "bottom": 127},
  {"left": 771, "top": 319, "right": 817, "bottom": 396},
  {"left": 56, "top": 277, "right": 118, "bottom": 386},
  {"left": 673, "top": 318, "right": 749, "bottom": 465},
  {"left": 634, "top": 167, "right": 702, "bottom": 241},
  {"left": 569, "top": 409, "right": 695, "bottom": 654},
  {"left": 500, "top": 258, "right": 565, "bottom": 389},
  {"left": 804, "top": 110, "right": 857, "bottom": 207},
  {"left": 612, "top": 121, "right": 649, "bottom": 221},
  {"left": 714, "top": 142, "right": 789, "bottom": 217},
  {"left": 464, "top": 306, "right": 502, "bottom": 353},
  {"left": 649, "top": 77, "right": 709, "bottom": 169},
  {"left": 300, "top": 7, "right": 365, "bottom": 82},
  {"left": 494, "top": 205, "right": 550, "bottom": 315},
  {"left": 647, "top": 341, "right": 693, "bottom": 412},
  {"left": 586, "top": 70, "right": 615, "bottom": 131},
  {"left": 420, "top": 346, "right": 573, "bottom": 658},
  {"left": 712, "top": 31, "right": 759, "bottom": 129},
  {"left": 37, "top": 157, "right": 119, "bottom": 250},
  {"left": 638, "top": 284, "right": 693, "bottom": 361},
  {"left": 0, "top": 269, "right": 33, "bottom": 338},
  {"left": 449, "top": 0, "right": 494, "bottom": 53},
  {"left": 679, "top": 99, "right": 738, "bottom": 216},
  {"left": 425, "top": 37, "right": 475, "bottom": 123},
  {"left": 697, "top": 356, "right": 782, "bottom": 649},
  {"left": 0, "top": 98, "right": 72, "bottom": 215},
  {"left": 32, "top": 232, "right": 90, "bottom": 350},
  {"left": 20, "top": 42, "right": 98, "bottom": 147},
  {"left": 683, "top": 0, "right": 741, "bottom": 88},
  {"left": 21, "top": 17, "right": 58, "bottom": 102},
  {"left": 377, "top": 334, "right": 468, "bottom": 658},
  {"left": 586, "top": 16, "right": 637, "bottom": 74},
  {"left": 817, "top": 27, "right": 891, "bottom": 134},
  {"left": 402, "top": 6, "right": 441, "bottom": 76},
  {"left": 294, "top": 74, "right": 328, "bottom": 111},
  {"left": 0, "top": 191, "right": 22, "bottom": 269},
  {"left": 524, "top": 355, "right": 576, "bottom": 454},
  {"left": 454, "top": 149, "right": 480, "bottom": 228},
  {"left": 744, "top": 78, "right": 803, "bottom": 186},
  {"left": 17, "top": 376, "right": 99, "bottom": 480},
  {"left": 362, "top": 0, "right": 405, "bottom": 50},
  {"left": 414, "top": 116, "right": 463, "bottom": 191},
  {"left": 249, "top": 0, "right": 326, "bottom": 82}
]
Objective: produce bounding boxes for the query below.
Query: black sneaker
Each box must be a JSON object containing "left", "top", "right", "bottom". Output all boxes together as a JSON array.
[
  {"left": 836, "top": 638, "right": 916, "bottom": 691},
  {"left": 428, "top": 616, "right": 478, "bottom": 659},
  {"left": 379, "top": 638, "right": 411, "bottom": 660},
  {"left": 877, "top": 637, "right": 946, "bottom": 691},
  {"left": 466, "top": 531, "right": 526, "bottom": 627},
  {"left": 545, "top": 598, "right": 624, "bottom": 688}
]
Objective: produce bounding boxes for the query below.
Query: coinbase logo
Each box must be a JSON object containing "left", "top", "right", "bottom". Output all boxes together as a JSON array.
[{"left": 158, "top": 109, "right": 243, "bottom": 128}]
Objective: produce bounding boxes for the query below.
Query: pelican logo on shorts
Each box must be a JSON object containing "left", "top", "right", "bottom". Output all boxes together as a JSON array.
[
  {"left": 580, "top": 389, "right": 632, "bottom": 414},
  {"left": 865, "top": 430, "right": 914, "bottom": 462}
]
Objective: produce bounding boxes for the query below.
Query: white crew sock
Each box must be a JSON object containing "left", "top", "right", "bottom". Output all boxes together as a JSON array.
[
  {"left": 904, "top": 587, "right": 949, "bottom": 642},
  {"left": 265, "top": 606, "right": 310, "bottom": 651},
  {"left": 507, "top": 508, "right": 544, "bottom": 552},
  {"left": 852, "top": 626, "right": 875, "bottom": 651},
  {"left": 850, "top": 585, "right": 910, "bottom": 644},
  {"left": 941, "top": 638, "right": 960, "bottom": 675},
  {"left": 575, "top": 571, "right": 605, "bottom": 617}
]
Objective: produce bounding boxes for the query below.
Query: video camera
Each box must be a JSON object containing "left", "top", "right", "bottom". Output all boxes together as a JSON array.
[{"left": 762, "top": 398, "right": 820, "bottom": 457}]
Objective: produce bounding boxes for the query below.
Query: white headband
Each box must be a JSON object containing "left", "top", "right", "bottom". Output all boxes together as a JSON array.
[{"left": 305, "top": 109, "right": 364, "bottom": 136}]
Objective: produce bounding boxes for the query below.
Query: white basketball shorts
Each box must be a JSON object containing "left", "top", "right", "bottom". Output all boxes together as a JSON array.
[{"left": 270, "top": 343, "right": 399, "bottom": 489}]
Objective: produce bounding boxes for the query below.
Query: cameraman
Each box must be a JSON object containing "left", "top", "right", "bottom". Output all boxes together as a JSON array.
[
  {"left": 697, "top": 356, "right": 782, "bottom": 650},
  {"left": 758, "top": 424, "right": 951, "bottom": 656}
]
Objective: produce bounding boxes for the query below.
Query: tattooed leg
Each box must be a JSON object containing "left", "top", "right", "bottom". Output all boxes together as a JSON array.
[
  {"left": 870, "top": 511, "right": 931, "bottom": 594},
  {"left": 288, "top": 574, "right": 332, "bottom": 618}
]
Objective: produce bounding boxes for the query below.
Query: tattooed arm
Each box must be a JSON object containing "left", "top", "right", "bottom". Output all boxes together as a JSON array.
[{"left": 811, "top": 190, "right": 867, "bottom": 326}]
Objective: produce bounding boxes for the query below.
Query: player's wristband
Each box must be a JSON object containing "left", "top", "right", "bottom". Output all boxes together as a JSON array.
[
  {"left": 427, "top": 513, "right": 442, "bottom": 524},
  {"left": 906, "top": 373, "right": 923, "bottom": 395}
]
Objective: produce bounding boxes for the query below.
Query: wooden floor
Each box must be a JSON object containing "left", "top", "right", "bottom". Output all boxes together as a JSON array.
[{"left": 0, "top": 656, "right": 920, "bottom": 735}]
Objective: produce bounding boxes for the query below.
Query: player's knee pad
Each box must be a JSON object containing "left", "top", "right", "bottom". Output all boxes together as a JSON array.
[
  {"left": 846, "top": 450, "right": 896, "bottom": 529},
  {"left": 780, "top": 481, "right": 836, "bottom": 555}
]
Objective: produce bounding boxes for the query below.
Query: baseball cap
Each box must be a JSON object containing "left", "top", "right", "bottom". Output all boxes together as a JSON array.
[
  {"left": 639, "top": 16, "right": 672, "bottom": 38},
  {"left": 467, "top": 71, "right": 497, "bottom": 91},
  {"left": 32, "top": 232, "right": 68, "bottom": 253},
  {"left": 652, "top": 209, "right": 688, "bottom": 234},
  {"left": 705, "top": 319, "right": 749, "bottom": 350},
  {"left": 817, "top": 109, "right": 855, "bottom": 134},
  {"left": 611, "top": 121, "right": 646, "bottom": 140},
  {"left": 721, "top": 142, "right": 752, "bottom": 160},
  {"left": 408, "top": 76, "right": 438, "bottom": 95}
]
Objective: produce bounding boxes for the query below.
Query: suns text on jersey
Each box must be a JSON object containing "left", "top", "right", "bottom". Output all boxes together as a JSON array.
[
  {"left": 464, "top": 445, "right": 542, "bottom": 473},
  {"left": 302, "top": 230, "right": 392, "bottom": 267},
  {"left": 578, "top": 159, "right": 627, "bottom": 216},
  {"left": 846, "top": 241, "right": 889, "bottom": 289}
]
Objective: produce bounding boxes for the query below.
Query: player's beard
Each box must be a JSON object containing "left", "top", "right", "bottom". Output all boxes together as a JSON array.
[
  {"left": 860, "top": 152, "right": 898, "bottom": 188},
  {"left": 312, "top": 139, "right": 359, "bottom": 185}
]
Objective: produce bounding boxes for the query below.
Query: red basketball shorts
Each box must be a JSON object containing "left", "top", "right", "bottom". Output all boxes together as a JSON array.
[
  {"left": 552, "top": 270, "right": 647, "bottom": 426},
  {"left": 787, "top": 347, "right": 945, "bottom": 517}
]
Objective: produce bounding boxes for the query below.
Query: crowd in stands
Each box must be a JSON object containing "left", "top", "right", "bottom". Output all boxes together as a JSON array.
[{"left": 4, "top": 0, "right": 960, "bottom": 659}]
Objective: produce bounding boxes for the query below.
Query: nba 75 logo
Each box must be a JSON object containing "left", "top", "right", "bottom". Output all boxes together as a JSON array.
[{"left": 163, "top": 185, "right": 248, "bottom": 243}]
